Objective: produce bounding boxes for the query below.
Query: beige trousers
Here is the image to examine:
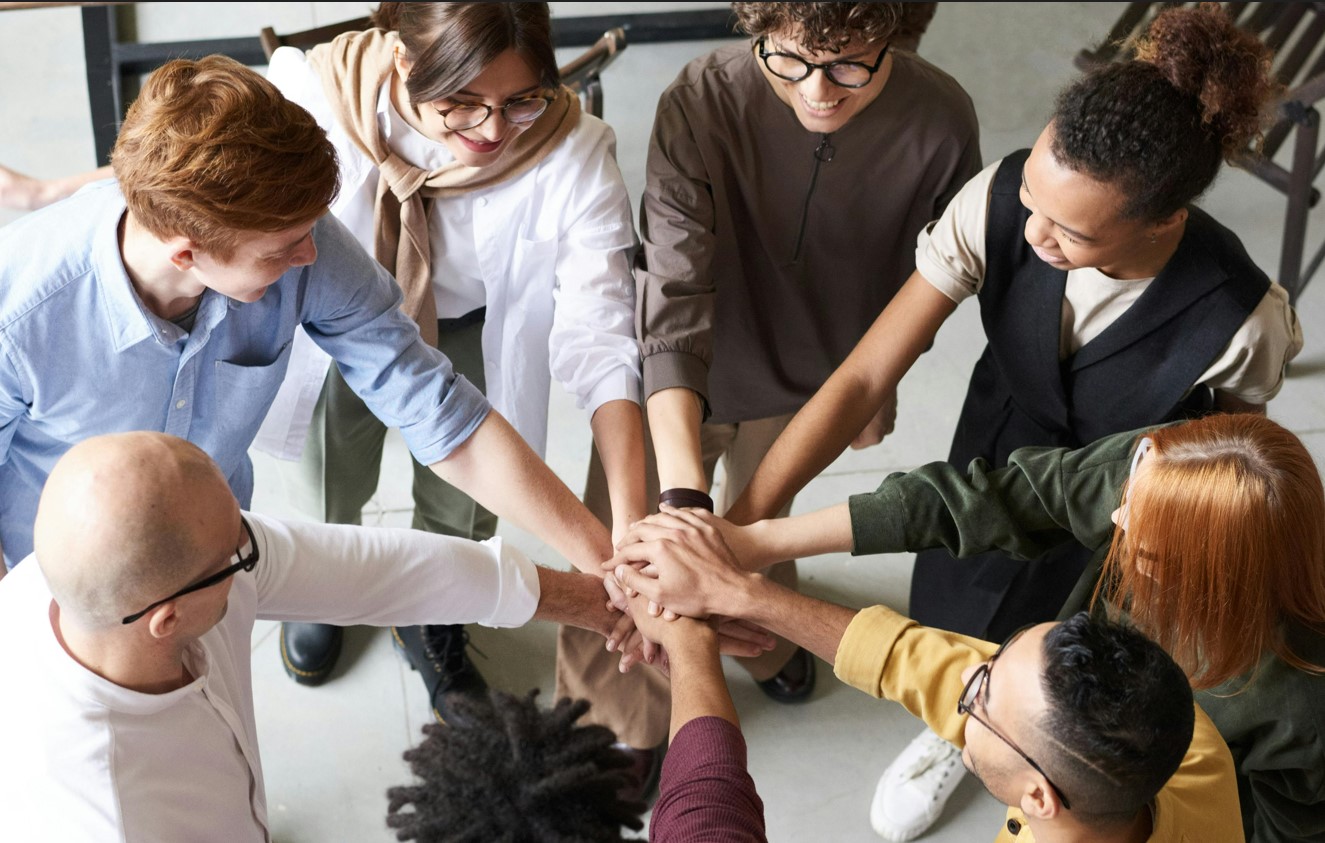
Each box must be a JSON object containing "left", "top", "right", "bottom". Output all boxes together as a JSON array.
[{"left": 555, "top": 413, "right": 798, "bottom": 749}]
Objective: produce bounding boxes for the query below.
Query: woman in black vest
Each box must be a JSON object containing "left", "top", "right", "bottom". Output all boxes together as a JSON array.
[{"left": 719, "top": 6, "right": 1301, "bottom": 840}]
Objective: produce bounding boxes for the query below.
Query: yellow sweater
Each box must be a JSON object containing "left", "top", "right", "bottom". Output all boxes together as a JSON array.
[{"left": 833, "top": 606, "right": 1243, "bottom": 842}]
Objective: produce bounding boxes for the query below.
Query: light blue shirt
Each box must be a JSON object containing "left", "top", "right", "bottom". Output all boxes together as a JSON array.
[{"left": 0, "top": 181, "right": 490, "bottom": 567}]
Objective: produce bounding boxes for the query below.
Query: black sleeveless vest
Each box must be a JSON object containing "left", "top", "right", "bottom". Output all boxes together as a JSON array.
[{"left": 946, "top": 149, "right": 1270, "bottom": 468}]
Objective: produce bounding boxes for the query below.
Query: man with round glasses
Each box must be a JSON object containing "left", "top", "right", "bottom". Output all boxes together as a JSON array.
[
  {"left": 604, "top": 509, "right": 1243, "bottom": 842},
  {"left": 0, "top": 430, "right": 638, "bottom": 841},
  {"left": 559, "top": 0, "right": 981, "bottom": 814}
]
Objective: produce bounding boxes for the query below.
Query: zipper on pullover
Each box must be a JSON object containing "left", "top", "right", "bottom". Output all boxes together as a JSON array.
[{"left": 792, "top": 133, "right": 836, "bottom": 264}]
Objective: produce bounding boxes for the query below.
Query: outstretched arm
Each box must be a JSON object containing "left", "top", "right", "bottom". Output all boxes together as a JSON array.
[
  {"left": 724, "top": 272, "right": 957, "bottom": 525},
  {"left": 430, "top": 411, "right": 613, "bottom": 575},
  {"left": 589, "top": 399, "right": 648, "bottom": 543},
  {"left": 0, "top": 164, "right": 114, "bottom": 212},
  {"left": 618, "top": 503, "right": 854, "bottom": 573},
  {"left": 647, "top": 387, "right": 708, "bottom": 492}
]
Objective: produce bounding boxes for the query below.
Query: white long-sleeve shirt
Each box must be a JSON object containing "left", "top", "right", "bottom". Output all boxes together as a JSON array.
[
  {"left": 0, "top": 511, "right": 539, "bottom": 842},
  {"left": 254, "top": 46, "right": 642, "bottom": 460}
]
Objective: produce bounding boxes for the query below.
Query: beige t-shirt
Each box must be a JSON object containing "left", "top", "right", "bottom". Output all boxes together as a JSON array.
[{"left": 916, "top": 159, "right": 1303, "bottom": 403}]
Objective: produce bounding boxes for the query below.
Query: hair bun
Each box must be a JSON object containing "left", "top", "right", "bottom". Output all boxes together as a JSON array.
[{"left": 1134, "top": 3, "right": 1279, "bottom": 156}]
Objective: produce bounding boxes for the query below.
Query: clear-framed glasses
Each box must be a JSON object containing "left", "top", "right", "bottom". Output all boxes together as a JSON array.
[
  {"left": 121, "top": 516, "right": 259, "bottom": 625},
  {"left": 1117, "top": 436, "right": 1154, "bottom": 532},
  {"left": 434, "top": 96, "right": 552, "bottom": 131},
  {"left": 957, "top": 624, "right": 1074, "bottom": 811},
  {"left": 756, "top": 37, "right": 889, "bottom": 88}
]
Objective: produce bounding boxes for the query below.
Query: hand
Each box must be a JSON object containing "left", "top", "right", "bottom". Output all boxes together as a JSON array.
[
  {"left": 850, "top": 389, "right": 898, "bottom": 450},
  {"left": 618, "top": 506, "right": 773, "bottom": 572},
  {"left": 602, "top": 572, "right": 630, "bottom": 612},
  {"left": 604, "top": 507, "right": 754, "bottom": 620},
  {"left": 615, "top": 591, "right": 776, "bottom": 673}
]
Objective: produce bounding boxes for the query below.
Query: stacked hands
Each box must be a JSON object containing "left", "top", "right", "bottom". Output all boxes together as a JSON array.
[{"left": 598, "top": 505, "right": 775, "bottom": 674}]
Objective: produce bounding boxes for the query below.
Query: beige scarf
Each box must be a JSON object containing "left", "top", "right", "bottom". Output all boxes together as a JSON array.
[{"left": 307, "top": 29, "right": 580, "bottom": 345}]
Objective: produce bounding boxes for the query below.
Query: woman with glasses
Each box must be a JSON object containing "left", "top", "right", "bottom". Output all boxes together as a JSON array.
[
  {"left": 626, "top": 411, "right": 1325, "bottom": 841},
  {"left": 254, "top": 2, "right": 646, "bottom": 729},
  {"left": 718, "top": 6, "right": 1302, "bottom": 836}
]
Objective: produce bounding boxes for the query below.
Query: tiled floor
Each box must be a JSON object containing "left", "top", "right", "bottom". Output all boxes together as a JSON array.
[{"left": 6, "top": 2, "right": 1325, "bottom": 841}]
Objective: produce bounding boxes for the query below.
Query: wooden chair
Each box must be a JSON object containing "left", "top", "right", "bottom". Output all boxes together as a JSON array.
[
  {"left": 259, "top": 19, "right": 626, "bottom": 119},
  {"left": 1076, "top": 2, "right": 1325, "bottom": 304}
]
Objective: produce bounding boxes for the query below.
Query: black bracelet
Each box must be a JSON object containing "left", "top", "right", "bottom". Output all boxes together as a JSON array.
[{"left": 658, "top": 487, "right": 715, "bottom": 513}]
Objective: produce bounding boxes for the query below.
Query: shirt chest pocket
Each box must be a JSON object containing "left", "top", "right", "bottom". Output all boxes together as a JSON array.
[{"left": 212, "top": 340, "right": 294, "bottom": 413}]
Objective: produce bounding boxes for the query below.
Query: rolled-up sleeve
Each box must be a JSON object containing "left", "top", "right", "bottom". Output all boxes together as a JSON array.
[
  {"left": 299, "top": 215, "right": 491, "bottom": 466},
  {"left": 547, "top": 122, "right": 642, "bottom": 418},
  {"left": 636, "top": 86, "right": 718, "bottom": 412},
  {"left": 914, "top": 160, "right": 1001, "bottom": 305},
  {"left": 1196, "top": 281, "right": 1304, "bottom": 404},
  {"left": 834, "top": 605, "right": 996, "bottom": 747}
]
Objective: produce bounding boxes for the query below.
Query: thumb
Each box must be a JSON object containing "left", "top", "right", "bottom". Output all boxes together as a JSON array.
[{"left": 613, "top": 563, "right": 659, "bottom": 600}]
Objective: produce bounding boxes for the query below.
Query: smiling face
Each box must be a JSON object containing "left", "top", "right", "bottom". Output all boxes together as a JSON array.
[
  {"left": 187, "top": 221, "right": 318, "bottom": 303},
  {"left": 756, "top": 26, "right": 891, "bottom": 134},
  {"left": 396, "top": 46, "right": 543, "bottom": 168},
  {"left": 1020, "top": 124, "right": 1185, "bottom": 280}
]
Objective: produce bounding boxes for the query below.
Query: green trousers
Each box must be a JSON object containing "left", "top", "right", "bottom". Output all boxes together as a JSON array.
[{"left": 283, "top": 316, "right": 497, "bottom": 541}]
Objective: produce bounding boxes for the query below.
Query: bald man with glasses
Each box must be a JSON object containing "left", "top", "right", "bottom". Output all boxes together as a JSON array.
[
  {"left": 0, "top": 431, "right": 689, "bottom": 842},
  {"left": 607, "top": 509, "right": 1245, "bottom": 842}
]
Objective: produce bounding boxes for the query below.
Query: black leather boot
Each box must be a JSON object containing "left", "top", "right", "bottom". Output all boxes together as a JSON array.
[{"left": 279, "top": 622, "right": 343, "bottom": 686}]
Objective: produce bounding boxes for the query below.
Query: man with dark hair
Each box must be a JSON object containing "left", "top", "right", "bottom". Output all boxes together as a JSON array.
[
  {"left": 607, "top": 510, "right": 1242, "bottom": 842},
  {"left": 0, "top": 56, "right": 629, "bottom": 709},
  {"left": 558, "top": 0, "right": 979, "bottom": 797},
  {"left": 0, "top": 431, "right": 627, "bottom": 841}
]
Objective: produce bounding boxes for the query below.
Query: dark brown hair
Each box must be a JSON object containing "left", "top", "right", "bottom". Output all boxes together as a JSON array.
[
  {"left": 1051, "top": 3, "right": 1279, "bottom": 221},
  {"left": 111, "top": 55, "right": 338, "bottom": 260},
  {"left": 371, "top": 2, "right": 559, "bottom": 105},
  {"left": 731, "top": 2, "right": 903, "bottom": 53},
  {"left": 1097, "top": 414, "right": 1325, "bottom": 690}
]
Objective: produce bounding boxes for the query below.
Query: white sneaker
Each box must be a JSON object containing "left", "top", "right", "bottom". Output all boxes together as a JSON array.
[{"left": 870, "top": 727, "right": 966, "bottom": 841}]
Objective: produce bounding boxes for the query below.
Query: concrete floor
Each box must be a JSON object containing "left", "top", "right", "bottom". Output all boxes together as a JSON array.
[{"left": 4, "top": 3, "right": 1325, "bottom": 841}]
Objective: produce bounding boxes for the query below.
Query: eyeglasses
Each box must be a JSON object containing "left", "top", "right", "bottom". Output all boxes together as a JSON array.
[
  {"left": 756, "top": 38, "right": 890, "bottom": 89},
  {"left": 434, "top": 96, "right": 552, "bottom": 132},
  {"left": 958, "top": 625, "right": 1073, "bottom": 810},
  {"left": 121, "top": 516, "right": 259, "bottom": 625},
  {"left": 1116, "top": 436, "right": 1154, "bottom": 532}
]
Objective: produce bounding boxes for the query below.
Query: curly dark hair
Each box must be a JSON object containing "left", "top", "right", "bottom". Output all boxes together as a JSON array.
[
  {"left": 1034, "top": 613, "right": 1194, "bottom": 824},
  {"left": 385, "top": 690, "right": 645, "bottom": 842},
  {"left": 731, "top": 2, "right": 903, "bottom": 53},
  {"left": 1051, "top": 4, "right": 1279, "bottom": 221}
]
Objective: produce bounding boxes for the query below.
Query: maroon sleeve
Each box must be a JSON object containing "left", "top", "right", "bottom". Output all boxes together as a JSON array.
[{"left": 649, "top": 716, "right": 767, "bottom": 842}]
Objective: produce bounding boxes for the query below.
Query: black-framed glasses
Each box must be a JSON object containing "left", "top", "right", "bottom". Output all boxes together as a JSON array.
[
  {"left": 434, "top": 96, "right": 551, "bottom": 131},
  {"left": 957, "top": 625, "right": 1073, "bottom": 810},
  {"left": 121, "top": 517, "right": 259, "bottom": 625},
  {"left": 756, "top": 38, "right": 889, "bottom": 88}
]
